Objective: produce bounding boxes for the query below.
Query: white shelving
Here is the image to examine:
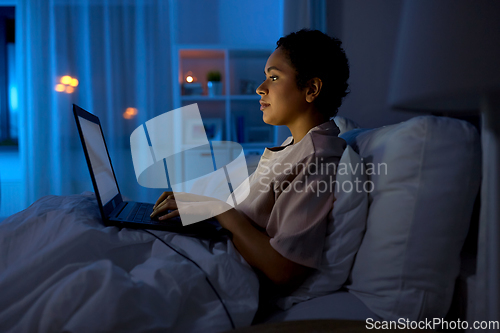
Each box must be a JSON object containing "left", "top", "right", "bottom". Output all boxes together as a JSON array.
[{"left": 171, "top": 44, "right": 277, "bottom": 155}]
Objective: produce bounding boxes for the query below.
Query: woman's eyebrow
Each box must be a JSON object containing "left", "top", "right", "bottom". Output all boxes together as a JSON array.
[{"left": 264, "top": 66, "right": 282, "bottom": 74}]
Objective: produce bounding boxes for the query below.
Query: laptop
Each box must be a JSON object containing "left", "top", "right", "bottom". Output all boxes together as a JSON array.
[{"left": 73, "top": 104, "right": 221, "bottom": 235}]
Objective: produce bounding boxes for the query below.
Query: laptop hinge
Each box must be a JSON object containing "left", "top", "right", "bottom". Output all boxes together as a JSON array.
[{"left": 109, "top": 201, "right": 128, "bottom": 219}]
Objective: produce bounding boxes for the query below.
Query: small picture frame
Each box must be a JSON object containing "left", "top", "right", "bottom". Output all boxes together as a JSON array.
[{"left": 184, "top": 118, "right": 208, "bottom": 144}]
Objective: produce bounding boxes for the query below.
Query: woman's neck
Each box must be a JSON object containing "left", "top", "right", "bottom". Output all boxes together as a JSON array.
[{"left": 288, "top": 113, "right": 330, "bottom": 144}]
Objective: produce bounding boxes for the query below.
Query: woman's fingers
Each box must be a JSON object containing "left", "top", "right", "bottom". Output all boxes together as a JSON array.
[
  {"left": 150, "top": 198, "right": 178, "bottom": 217},
  {"left": 154, "top": 191, "right": 173, "bottom": 209},
  {"left": 151, "top": 200, "right": 177, "bottom": 217},
  {"left": 152, "top": 193, "right": 232, "bottom": 223},
  {"left": 153, "top": 192, "right": 171, "bottom": 208},
  {"left": 157, "top": 209, "right": 180, "bottom": 221}
]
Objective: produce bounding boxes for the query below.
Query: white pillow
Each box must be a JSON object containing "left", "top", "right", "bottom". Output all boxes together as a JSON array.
[
  {"left": 277, "top": 145, "right": 368, "bottom": 310},
  {"left": 333, "top": 116, "right": 361, "bottom": 135},
  {"left": 344, "top": 116, "right": 481, "bottom": 320}
]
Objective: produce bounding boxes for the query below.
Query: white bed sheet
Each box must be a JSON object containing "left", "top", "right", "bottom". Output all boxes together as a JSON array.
[{"left": 0, "top": 193, "right": 259, "bottom": 332}]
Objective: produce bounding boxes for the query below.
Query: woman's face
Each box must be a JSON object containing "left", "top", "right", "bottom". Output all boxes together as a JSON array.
[{"left": 256, "top": 47, "right": 309, "bottom": 126}]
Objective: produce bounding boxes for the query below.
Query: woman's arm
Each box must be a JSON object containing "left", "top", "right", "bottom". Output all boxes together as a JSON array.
[
  {"left": 151, "top": 193, "right": 312, "bottom": 294},
  {"left": 216, "top": 208, "right": 312, "bottom": 294}
]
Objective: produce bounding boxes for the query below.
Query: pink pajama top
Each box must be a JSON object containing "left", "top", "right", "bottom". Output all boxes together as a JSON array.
[{"left": 234, "top": 120, "right": 346, "bottom": 268}]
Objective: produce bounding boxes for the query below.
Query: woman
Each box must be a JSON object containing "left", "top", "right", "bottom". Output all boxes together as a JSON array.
[{"left": 151, "top": 29, "right": 350, "bottom": 296}]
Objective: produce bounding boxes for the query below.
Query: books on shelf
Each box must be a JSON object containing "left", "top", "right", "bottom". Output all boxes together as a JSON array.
[{"left": 182, "top": 83, "right": 203, "bottom": 96}]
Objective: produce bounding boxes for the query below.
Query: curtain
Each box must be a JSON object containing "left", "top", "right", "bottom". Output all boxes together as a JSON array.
[{"left": 17, "top": 0, "right": 173, "bottom": 207}]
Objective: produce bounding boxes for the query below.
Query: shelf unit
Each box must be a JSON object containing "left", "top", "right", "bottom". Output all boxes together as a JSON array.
[{"left": 171, "top": 44, "right": 278, "bottom": 156}]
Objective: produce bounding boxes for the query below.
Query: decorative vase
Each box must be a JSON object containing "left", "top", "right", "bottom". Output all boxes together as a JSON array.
[{"left": 207, "top": 81, "right": 222, "bottom": 96}]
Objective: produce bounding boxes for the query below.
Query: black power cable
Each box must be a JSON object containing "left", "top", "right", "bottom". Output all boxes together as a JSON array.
[{"left": 142, "top": 229, "right": 235, "bottom": 330}]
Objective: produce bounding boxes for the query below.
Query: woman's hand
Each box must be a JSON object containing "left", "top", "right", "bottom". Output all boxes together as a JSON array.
[
  {"left": 150, "top": 191, "right": 233, "bottom": 224},
  {"left": 150, "top": 191, "right": 178, "bottom": 220}
]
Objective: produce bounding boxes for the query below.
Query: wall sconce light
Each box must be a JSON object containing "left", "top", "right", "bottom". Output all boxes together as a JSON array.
[
  {"left": 123, "top": 107, "right": 138, "bottom": 119},
  {"left": 55, "top": 75, "right": 79, "bottom": 94}
]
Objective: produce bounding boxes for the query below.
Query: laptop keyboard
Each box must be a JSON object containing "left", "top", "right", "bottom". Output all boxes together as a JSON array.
[
  {"left": 128, "top": 203, "right": 154, "bottom": 222},
  {"left": 126, "top": 202, "right": 179, "bottom": 223}
]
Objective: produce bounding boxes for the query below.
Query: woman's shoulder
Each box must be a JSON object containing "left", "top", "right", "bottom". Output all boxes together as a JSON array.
[{"left": 304, "top": 122, "right": 347, "bottom": 159}]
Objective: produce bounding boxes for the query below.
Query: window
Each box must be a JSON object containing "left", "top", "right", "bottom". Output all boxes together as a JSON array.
[{"left": 0, "top": 7, "right": 16, "bottom": 148}]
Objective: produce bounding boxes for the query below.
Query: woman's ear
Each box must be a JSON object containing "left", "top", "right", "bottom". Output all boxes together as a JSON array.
[{"left": 305, "top": 77, "right": 323, "bottom": 103}]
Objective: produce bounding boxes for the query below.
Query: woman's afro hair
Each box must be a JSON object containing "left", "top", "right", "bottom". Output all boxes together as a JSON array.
[{"left": 276, "top": 29, "right": 350, "bottom": 118}]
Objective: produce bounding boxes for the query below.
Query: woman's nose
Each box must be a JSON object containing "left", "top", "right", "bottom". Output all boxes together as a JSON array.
[{"left": 256, "top": 81, "right": 267, "bottom": 95}]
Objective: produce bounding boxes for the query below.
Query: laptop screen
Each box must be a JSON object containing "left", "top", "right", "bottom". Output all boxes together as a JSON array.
[{"left": 78, "top": 116, "right": 119, "bottom": 205}]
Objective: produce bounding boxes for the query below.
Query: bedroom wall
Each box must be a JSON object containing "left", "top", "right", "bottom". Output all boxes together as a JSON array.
[
  {"left": 175, "top": 0, "right": 281, "bottom": 46},
  {"left": 175, "top": 0, "right": 220, "bottom": 44},
  {"left": 176, "top": 0, "right": 422, "bottom": 129},
  {"left": 218, "top": 0, "right": 282, "bottom": 46},
  {"left": 326, "top": 0, "right": 421, "bottom": 128}
]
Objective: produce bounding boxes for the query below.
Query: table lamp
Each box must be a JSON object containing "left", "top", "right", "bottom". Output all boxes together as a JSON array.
[{"left": 388, "top": 0, "right": 500, "bottom": 328}]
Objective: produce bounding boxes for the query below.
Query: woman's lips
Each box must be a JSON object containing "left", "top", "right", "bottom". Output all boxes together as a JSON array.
[{"left": 260, "top": 103, "right": 270, "bottom": 110}]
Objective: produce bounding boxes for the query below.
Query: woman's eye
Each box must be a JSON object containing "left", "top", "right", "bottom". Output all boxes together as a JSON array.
[{"left": 263, "top": 76, "right": 278, "bottom": 82}]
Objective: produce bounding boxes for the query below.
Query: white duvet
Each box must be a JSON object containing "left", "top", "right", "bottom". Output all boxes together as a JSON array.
[{"left": 0, "top": 193, "right": 259, "bottom": 332}]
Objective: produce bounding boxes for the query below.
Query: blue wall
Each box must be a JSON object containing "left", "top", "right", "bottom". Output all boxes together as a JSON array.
[{"left": 176, "top": 0, "right": 282, "bottom": 45}]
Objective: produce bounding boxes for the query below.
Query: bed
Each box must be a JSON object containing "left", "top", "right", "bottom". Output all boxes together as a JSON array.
[
  {"left": 0, "top": 193, "right": 259, "bottom": 332},
  {"left": 0, "top": 115, "right": 481, "bottom": 332}
]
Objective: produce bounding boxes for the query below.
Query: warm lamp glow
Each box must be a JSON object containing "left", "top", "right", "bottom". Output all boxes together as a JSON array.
[
  {"left": 61, "top": 76, "right": 72, "bottom": 85},
  {"left": 56, "top": 75, "right": 78, "bottom": 93},
  {"left": 123, "top": 107, "right": 138, "bottom": 119},
  {"left": 185, "top": 71, "right": 196, "bottom": 83},
  {"left": 55, "top": 84, "right": 65, "bottom": 92},
  {"left": 125, "top": 107, "right": 138, "bottom": 116}
]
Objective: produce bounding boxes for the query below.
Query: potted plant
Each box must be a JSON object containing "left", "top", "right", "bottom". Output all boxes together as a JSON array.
[{"left": 207, "top": 70, "right": 222, "bottom": 96}]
